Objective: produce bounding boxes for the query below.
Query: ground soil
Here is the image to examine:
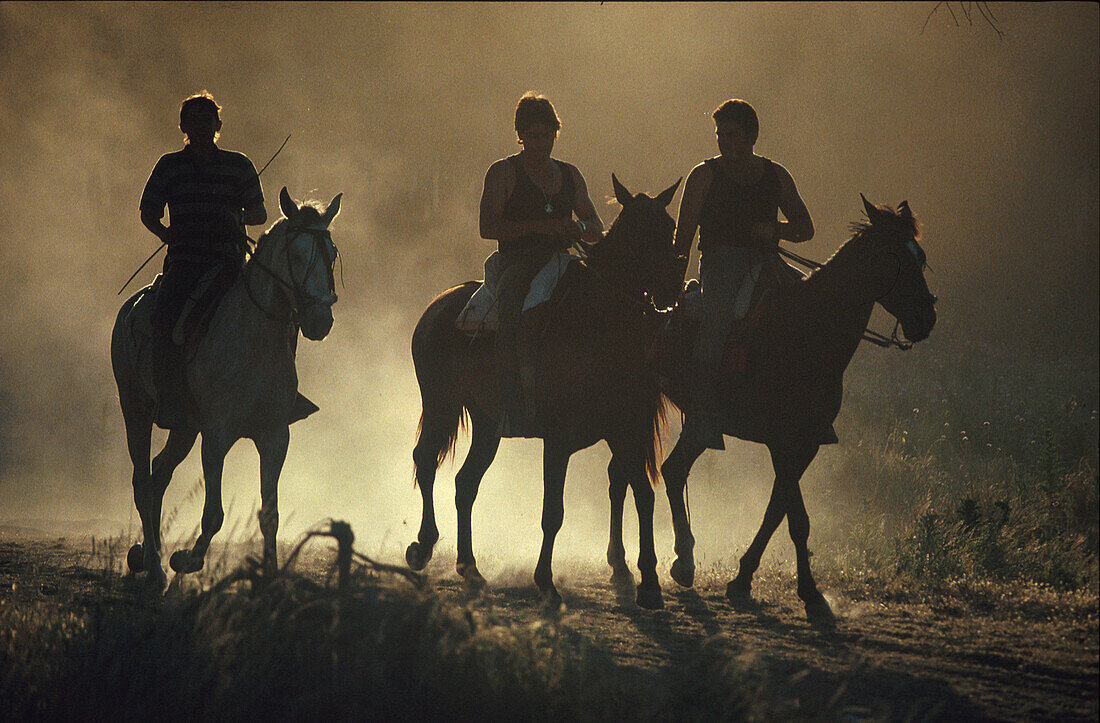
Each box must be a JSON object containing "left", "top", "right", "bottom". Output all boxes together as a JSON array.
[{"left": 1, "top": 532, "right": 1096, "bottom": 722}]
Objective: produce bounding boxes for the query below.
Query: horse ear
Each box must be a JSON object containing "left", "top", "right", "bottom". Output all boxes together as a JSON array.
[
  {"left": 280, "top": 187, "right": 298, "bottom": 220},
  {"left": 861, "top": 193, "right": 881, "bottom": 223},
  {"left": 321, "top": 193, "right": 342, "bottom": 226},
  {"left": 654, "top": 177, "right": 682, "bottom": 208},
  {"left": 612, "top": 174, "right": 632, "bottom": 206}
]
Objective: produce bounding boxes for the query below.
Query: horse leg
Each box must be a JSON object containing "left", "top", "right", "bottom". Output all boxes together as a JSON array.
[
  {"left": 455, "top": 412, "right": 501, "bottom": 589},
  {"left": 606, "top": 457, "right": 634, "bottom": 591},
  {"left": 406, "top": 412, "right": 453, "bottom": 571},
  {"left": 607, "top": 436, "right": 662, "bottom": 609},
  {"left": 255, "top": 427, "right": 290, "bottom": 578},
  {"left": 780, "top": 446, "right": 833, "bottom": 623},
  {"left": 727, "top": 441, "right": 816, "bottom": 602},
  {"left": 142, "top": 428, "right": 198, "bottom": 573},
  {"left": 170, "top": 434, "right": 231, "bottom": 574},
  {"left": 533, "top": 441, "right": 570, "bottom": 609},
  {"left": 121, "top": 394, "right": 164, "bottom": 588},
  {"left": 661, "top": 435, "right": 707, "bottom": 588}
]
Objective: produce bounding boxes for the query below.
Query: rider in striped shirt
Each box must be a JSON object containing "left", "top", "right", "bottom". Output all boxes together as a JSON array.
[{"left": 139, "top": 91, "right": 267, "bottom": 428}]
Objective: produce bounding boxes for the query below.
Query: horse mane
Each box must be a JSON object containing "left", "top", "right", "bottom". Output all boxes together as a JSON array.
[
  {"left": 804, "top": 201, "right": 920, "bottom": 289},
  {"left": 255, "top": 205, "right": 327, "bottom": 247}
]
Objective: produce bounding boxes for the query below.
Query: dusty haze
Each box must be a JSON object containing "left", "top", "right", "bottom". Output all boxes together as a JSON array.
[{"left": 0, "top": 3, "right": 1096, "bottom": 571}]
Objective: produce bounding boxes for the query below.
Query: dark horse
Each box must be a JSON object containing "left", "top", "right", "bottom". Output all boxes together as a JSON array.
[
  {"left": 406, "top": 175, "right": 682, "bottom": 609},
  {"left": 655, "top": 196, "right": 937, "bottom": 622}
]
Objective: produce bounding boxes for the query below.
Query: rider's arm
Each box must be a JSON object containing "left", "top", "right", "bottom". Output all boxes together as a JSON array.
[
  {"left": 568, "top": 165, "right": 604, "bottom": 243},
  {"left": 774, "top": 163, "right": 814, "bottom": 244},
  {"left": 240, "top": 159, "right": 267, "bottom": 227},
  {"left": 140, "top": 208, "right": 169, "bottom": 243},
  {"left": 139, "top": 158, "right": 170, "bottom": 243},
  {"left": 479, "top": 160, "right": 572, "bottom": 243},
  {"left": 673, "top": 162, "right": 711, "bottom": 259}
]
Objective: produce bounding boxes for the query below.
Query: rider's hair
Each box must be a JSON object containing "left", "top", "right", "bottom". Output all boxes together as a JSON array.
[
  {"left": 712, "top": 99, "right": 759, "bottom": 141},
  {"left": 180, "top": 90, "right": 222, "bottom": 142},
  {"left": 515, "top": 92, "right": 561, "bottom": 135}
]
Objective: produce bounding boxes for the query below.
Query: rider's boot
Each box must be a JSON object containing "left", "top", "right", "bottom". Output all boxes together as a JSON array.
[{"left": 681, "top": 359, "right": 725, "bottom": 451}]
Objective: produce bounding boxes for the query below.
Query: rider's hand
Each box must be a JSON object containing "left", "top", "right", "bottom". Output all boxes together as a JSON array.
[{"left": 547, "top": 218, "right": 578, "bottom": 238}]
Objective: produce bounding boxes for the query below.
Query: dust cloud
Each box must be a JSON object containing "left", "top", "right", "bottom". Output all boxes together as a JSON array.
[{"left": 0, "top": 3, "right": 1096, "bottom": 570}]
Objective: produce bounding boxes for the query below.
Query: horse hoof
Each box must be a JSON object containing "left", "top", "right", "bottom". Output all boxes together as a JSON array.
[
  {"left": 405, "top": 542, "right": 432, "bottom": 571},
  {"left": 670, "top": 558, "right": 695, "bottom": 588},
  {"left": 457, "top": 564, "right": 487, "bottom": 591},
  {"left": 609, "top": 568, "right": 635, "bottom": 590},
  {"left": 169, "top": 550, "right": 203, "bottom": 574},
  {"left": 726, "top": 577, "right": 752, "bottom": 603},
  {"left": 636, "top": 586, "right": 664, "bottom": 610},
  {"left": 805, "top": 594, "right": 836, "bottom": 627},
  {"left": 539, "top": 588, "right": 564, "bottom": 612},
  {"left": 146, "top": 565, "right": 167, "bottom": 592},
  {"left": 127, "top": 543, "right": 145, "bottom": 573}
]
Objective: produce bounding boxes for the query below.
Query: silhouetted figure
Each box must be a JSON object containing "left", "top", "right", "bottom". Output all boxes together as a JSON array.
[
  {"left": 408, "top": 174, "right": 683, "bottom": 610},
  {"left": 139, "top": 91, "right": 267, "bottom": 429},
  {"left": 115, "top": 187, "right": 342, "bottom": 588},
  {"left": 478, "top": 92, "right": 604, "bottom": 435},
  {"left": 673, "top": 99, "right": 814, "bottom": 449}
]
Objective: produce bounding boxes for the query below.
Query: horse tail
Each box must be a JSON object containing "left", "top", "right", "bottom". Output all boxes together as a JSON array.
[
  {"left": 414, "top": 406, "right": 468, "bottom": 472},
  {"left": 646, "top": 391, "right": 670, "bottom": 487},
  {"left": 411, "top": 283, "right": 477, "bottom": 481}
]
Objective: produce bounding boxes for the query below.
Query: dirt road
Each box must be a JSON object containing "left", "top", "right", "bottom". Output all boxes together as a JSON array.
[
  {"left": 428, "top": 557, "right": 1098, "bottom": 722},
  {"left": 1, "top": 533, "right": 1096, "bottom": 722}
]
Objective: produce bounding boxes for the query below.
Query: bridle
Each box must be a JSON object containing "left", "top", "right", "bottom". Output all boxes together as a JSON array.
[
  {"left": 779, "top": 235, "right": 932, "bottom": 351},
  {"left": 574, "top": 213, "right": 680, "bottom": 315},
  {"left": 246, "top": 222, "right": 338, "bottom": 322}
]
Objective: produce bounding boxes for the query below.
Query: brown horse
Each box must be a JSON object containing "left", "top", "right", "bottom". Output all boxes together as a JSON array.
[
  {"left": 654, "top": 196, "right": 937, "bottom": 622},
  {"left": 406, "top": 175, "right": 682, "bottom": 609}
]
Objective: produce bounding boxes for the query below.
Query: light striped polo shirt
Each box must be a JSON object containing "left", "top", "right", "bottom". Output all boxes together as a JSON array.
[{"left": 140, "top": 145, "right": 264, "bottom": 258}]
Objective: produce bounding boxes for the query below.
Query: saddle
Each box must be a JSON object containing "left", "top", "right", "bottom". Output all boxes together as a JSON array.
[
  {"left": 131, "top": 272, "right": 224, "bottom": 347},
  {"left": 658, "top": 255, "right": 803, "bottom": 385},
  {"left": 128, "top": 275, "right": 318, "bottom": 426},
  {"left": 657, "top": 256, "right": 839, "bottom": 445},
  {"left": 455, "top": 251, "right": 582, "bottom": 337}
]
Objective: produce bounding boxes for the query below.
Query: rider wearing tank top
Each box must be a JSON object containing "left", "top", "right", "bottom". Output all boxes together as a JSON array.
[
  {"left": 479, "top": 93, "right": 604, "bottom": 434},
  {"left": 672, "top": 99, "right": 814, "bottom": 449}
]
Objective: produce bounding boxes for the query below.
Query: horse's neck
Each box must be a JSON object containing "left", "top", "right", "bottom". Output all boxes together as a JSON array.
[
  {"left": 200, "top": 253, "right": 294, "bottom": 358},
  {"left": 586, "top": 239, "right": 645, "bottom": 304},
  {"left": 796, "top": 236, "right": 877, "bottom": 373}
]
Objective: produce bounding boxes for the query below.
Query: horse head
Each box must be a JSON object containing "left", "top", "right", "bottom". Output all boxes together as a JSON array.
[
  {"left": 859, "top": 194, "right": 937, "bottom": 343},
  {"left": 600, "top": 174, "right": 682, "bottom": 310},
  {"left": 250, "top": 187, "right": 342, "bottom": 341}
]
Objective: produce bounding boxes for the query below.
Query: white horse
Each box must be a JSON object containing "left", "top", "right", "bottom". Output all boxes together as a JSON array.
[{"left": 112, "top": 187, "right": 341, "bottom": 588}]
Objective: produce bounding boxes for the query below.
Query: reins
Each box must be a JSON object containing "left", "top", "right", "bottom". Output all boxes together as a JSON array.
[
  {"left": 777, "top": 244, "right": 914, "bottom": 351},
  {"left": 571, "top": 234, "right": 671, "bottom": 316}
]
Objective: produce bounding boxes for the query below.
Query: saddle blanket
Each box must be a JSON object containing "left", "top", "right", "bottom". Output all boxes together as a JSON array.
[{"left": 455, "top": 251, "right": 580, "bottom": 336}]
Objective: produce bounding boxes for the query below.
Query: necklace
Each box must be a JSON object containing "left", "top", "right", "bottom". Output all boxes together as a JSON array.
[{"left": 521, "top": 156, "right": 556, "bottom": 214}]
